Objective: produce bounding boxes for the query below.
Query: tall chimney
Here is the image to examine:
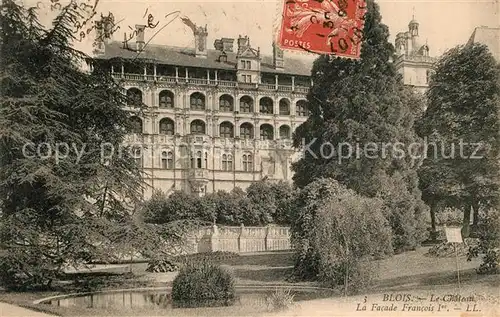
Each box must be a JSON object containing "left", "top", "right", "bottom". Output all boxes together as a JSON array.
[
  {"left": 194, "top": 25, "right": 208, "bottom": 58},
  {"left": 272, "top": 42, "right": 284, "bottom": 70},
  {"left": 93, "top": 14, "right": 115, "bottom": 55},
  {"left": 135, "top": 24, "right": 146, "bottom": 51},
  {"left": 237, "top": 35, "right": 250, "bottom": 55}
]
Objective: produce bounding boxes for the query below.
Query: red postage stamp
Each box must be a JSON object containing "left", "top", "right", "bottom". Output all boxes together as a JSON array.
[{"left": 278, "top": 0, "right": 367, "bottom": 58}]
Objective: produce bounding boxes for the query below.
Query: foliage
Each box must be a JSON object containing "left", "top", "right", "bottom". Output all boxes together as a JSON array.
[
  {"left": 146, "top": 258, "right": 179, "bottom": 273},
  {"left": 417, "top": 43, "right": 500, "bottom": 233},
  {"left": 171, "top": 261, "right": 236, "bottom": 308},
  {"left": 245, "top": 180, "right": 295, "bottom": 225},
  {"left": 426, "top": 239, "right": 478, "bottom": 258},
  {"left": 290, "top": 178, "right": 392, "bottom": 293},
  {"left": 435, "top": 207, "right": 463, "bottom": 226},
  {"left": 143, "top": 181, "right": 295, "bottom": 226},
  {"left": 291, "top": 0, "right": 428, "bottom": 252},
  {"left": 467, "top": 210, "right": 500, "bottom": 274},
  {"left": 0, "top": 0, "right": 189, "bottom": 290},
  {"left": 143, "top": 190, "right": 213, "bottom": 224},
  {"left": 266, "top": 288, "right": 295, "bottom": 312}
]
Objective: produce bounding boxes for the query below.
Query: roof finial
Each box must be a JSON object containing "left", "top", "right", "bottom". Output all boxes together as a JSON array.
[{"left": 412, "top": 6, "right": 415, "bottom": 20}]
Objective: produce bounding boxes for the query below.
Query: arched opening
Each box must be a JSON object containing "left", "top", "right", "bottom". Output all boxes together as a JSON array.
[
  {"left": 259, "top": 97, "right": 274, "bottom": 114},
  {"left": 279, "top": 99, "right": 290, "bottom": 115},
  {"left": 260, "top": 124, "right": 274, "bottom": 140},
  {"left": 129, "top": 116, "right": 143, "bottom": 134},
  {"left": 279, "top": 125, "right": 291, "bottom": 139},
  {"left": 159, "top": 90, "right": 174, "bottom": 108},
  {"left": 190, "top": 92, "right": 205, "bottom": 110},
  {"left": 159, "top": 118, "right": 175, "bottom": 135},
  {"left": 219, "top": 94, "right": 234, "bottom": 112},
  {"left": 190, "top": 119, "right": 206, "bottom": 134},
  {"left": 240, "top": 122, "right": 254, "bottom": 139},
  {"left": 127, "top": 88, "right": 142, "bottom": 106},
  {"left": 219, "top": 121, "right": 234, "bottom": 138},
  {"left": 296, "top": 100, "right": 309, "bottom": 117},
  {"left": 240, "top": 96, "right": 253, "bottom": 113}
]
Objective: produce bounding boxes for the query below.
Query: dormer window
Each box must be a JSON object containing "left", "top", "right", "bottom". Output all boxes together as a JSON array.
[{"left": 240, "top": 60, "right": 251, "bottom": 69}]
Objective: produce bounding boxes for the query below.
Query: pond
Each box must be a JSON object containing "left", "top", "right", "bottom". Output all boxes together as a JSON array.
[{"left": 38, "top": 287, "right": 335, "bottom": 316}]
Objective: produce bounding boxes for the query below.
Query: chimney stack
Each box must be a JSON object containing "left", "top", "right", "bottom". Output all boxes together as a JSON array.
[
  {"left": 272, "top": 42, "right": 284, "bottom": 70},
  {"left": 215, "top": 38, "right": 234, "bottom": 52},
  {"left": 194, "top": 25, "right": 208, "bottom": 58},
  {"left": 237, "top": 35, "right": 250, "bottom": 55},
  {"left": 135, "top": 24, "right": 146, "bottom": 51},
  {"left": 93, "top": 13, "right": 115, "bottom": 55},
  {"left": 222, "top": 38, "right": 234, "bottom": 52}
]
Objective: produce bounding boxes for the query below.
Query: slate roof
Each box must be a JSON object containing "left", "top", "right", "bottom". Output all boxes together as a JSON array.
[
  {"left": 467, "top": 27, "right": 500, "bottom": 61},
  {"left": 97, "top": 41, "right": 313, "bottom": 77}
]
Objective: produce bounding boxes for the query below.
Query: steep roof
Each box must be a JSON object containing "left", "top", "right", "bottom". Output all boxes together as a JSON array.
[
  {"left": 468, "top": 27, "right": 500, "bottom": 61},
  {"left": 96, "top": 41, "right": 313, "bottom": 77}
]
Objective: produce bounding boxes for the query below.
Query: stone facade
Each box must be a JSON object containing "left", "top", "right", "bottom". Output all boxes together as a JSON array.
[
  {"left": 91, "top": 16, "right": 311, "bottom": 198},
  {"left": 90, "top": 16, "right": 434, "bottom": 198}
]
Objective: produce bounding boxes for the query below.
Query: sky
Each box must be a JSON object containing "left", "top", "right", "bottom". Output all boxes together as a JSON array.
[{"left": 27, "top": 0, "right": 500, "bottom": 60}]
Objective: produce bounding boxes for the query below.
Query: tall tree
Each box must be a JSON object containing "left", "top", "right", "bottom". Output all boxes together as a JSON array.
[
  {"left": 417, "top": 43, "right": 500, "bottom": 236},
  {"left": 0, "top": 0, "right": 166, "bottom": 289},
  {"left": 292, "top": 0, "right": 427, "bottom": 251}
]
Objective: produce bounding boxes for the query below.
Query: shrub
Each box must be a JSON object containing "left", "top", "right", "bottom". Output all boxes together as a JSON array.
[
  {"left": 266, "top": 288, "right": 295, "bottom": 312},
  {"left": 171, "top": 261, "right": 236, "bottom": 308},
  {"left": 290, "top": 178, "right": 393, "bottom": 294},
  {"left": 468, "top": 210, "right": 500, "bottom": 274},
  {"left": 435, "top": 208, "right": 463, "bottom": 226},
  {"left": 146, "top": 258, "right": 179, "bottom": 273}
]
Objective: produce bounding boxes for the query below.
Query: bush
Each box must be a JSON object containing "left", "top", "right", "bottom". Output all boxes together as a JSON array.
[
  {"left": 436, "top": 208, "right": 463, "bottom": 226},
  {"left": 171, "top": 261, "right": 236, "bottom": 308},
  {"left": 468, "top": 210, "right": 500, "bottom": 274},
  {"left": 266, "top": 288, "right": 295, "bottom": 312},
  {"left": 146, "top": 258, "right": 179, "bottom": 273},
  {"left": 290, "top": 178, "right": 393, "bottom": 294}
]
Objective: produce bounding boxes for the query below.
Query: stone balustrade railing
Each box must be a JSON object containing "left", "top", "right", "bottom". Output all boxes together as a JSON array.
[{"left": 187, "top": 224, "right": 291, "bottom": 254}]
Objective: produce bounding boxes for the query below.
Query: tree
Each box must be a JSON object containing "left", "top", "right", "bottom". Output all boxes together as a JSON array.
[
  {"left": 204, "top": 188, "right": 250, "bottom": 225},
  {"left": 0, "top": 0, "right": 168, "bottom": 290},
  {"left": 291, "top": 0, "right": 427, "bottom": 251},
  {"left": 143, "top": 190, "right": 212, "bottom": 224},
  {"left": 245, "top": 180, "right": 295, "bottom": 225},
  {"left": 289, "top": 178, "right": 392, "bottom": 293},
  {"left": 417, "top": 43, "right": 500, "bottom": 236}
]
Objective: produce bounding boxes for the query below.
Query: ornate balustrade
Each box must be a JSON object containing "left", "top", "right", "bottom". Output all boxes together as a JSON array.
[
  {"left": 185, "top": 225, "right": 291, "bottom": 254},
  {"left": 112, "top": 73, "right": 310, "bottom": 93}
]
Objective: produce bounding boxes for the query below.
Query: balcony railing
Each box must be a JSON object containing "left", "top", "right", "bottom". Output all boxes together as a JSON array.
[
  {"left": 260, "top": 83, "right": 275, "bottom": 90},
  {"left": 113, "top": 73, "right": 310, "bottom": 93},
  {"left": 219, "top": 80, "right": 237, "bottom": 87},
  {"left": 188, "top": 78, "right": 208, "bottom": 85}
]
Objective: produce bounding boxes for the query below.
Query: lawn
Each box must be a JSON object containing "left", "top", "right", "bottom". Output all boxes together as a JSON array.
[{"left": 1, "top": 247, "right": 499, "bottom": 317}]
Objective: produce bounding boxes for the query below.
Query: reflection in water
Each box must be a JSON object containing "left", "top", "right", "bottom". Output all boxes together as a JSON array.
[{"left": 45, "top": 289, "right": 331, "bottom": 310}]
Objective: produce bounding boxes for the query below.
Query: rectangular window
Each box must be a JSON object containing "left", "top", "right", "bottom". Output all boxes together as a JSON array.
[
  {"left": 241, "top": 60, "right": 246, "bottom": 69},
  {"left": 246, "top": 61, "right": 251, "bottom": 69}
]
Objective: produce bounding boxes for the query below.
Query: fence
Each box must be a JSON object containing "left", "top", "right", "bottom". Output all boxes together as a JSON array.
[{"left": 185, "top": 225, "right": 291, "bottom": 254}]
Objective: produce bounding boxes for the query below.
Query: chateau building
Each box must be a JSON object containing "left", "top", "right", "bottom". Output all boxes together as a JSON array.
[
  {"left": 467, "top": 26, "right": 500, "bottom": 62},
  {"left": 89, "top": 16, "right": 435, "bottom": 198},
  {"left": 394, "top": 17, "right": 437, "bottom": 94},
  {"left": 90, "top": 17, "right": 311, "bottom": 197}
]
